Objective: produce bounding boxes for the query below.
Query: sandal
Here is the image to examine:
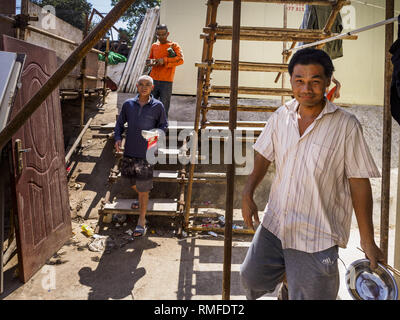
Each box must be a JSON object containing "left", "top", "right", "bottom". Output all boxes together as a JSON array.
[
  {"left": 131, "top": 200, "right": 139, "bottom": 209},
  {"left": 133, "top": 224, "right": 146, "bottom": 237}
]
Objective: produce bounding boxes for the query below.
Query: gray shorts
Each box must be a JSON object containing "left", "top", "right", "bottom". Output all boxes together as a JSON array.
[
  {"left": 240, "top": 225, "right": 339, "bottom": 300},
  {"left": 119, "top": 156, "right": 153, "bottom": 192}
]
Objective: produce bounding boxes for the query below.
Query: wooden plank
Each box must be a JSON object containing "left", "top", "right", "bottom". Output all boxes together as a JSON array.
[
  {"left": 196, "top": 60, "right": 288, "bottom": 72},
  {"left": 205, "top": 120, "right": 267, "bottom": 127},
  {"left": 200, "top": 30, "right": 357, "bottom": 42},
  {"left": 210, "top": 86, "right": 293, "bottom": 96},
  {"left": 96, "top": 121, "right": 264, "bottom": 133},
  {"left": 118, "top": 8, "right": 150, "bottom": 92},
  {"left": 207, "top": 104, "right": 278, "bottom": 112}
]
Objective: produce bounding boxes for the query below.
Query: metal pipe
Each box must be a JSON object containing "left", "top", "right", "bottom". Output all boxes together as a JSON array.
[
  {"left": 65, "top": 117, "right": 93, "bottom": 163},
  {"left": 380, "top": 0, "right": 394, "bottom": 261},
  {"left": 287, "top": 15, "right": 399, "bottom": 53},
  {"left": 0, "top": 0, "right": 137, "bottom": 151},
  {"left": 222, "top": 0, "right": 240, "bottom": 301}
]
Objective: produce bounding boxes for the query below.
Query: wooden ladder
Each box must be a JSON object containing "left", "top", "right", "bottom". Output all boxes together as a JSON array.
[{"left": 184, "top": 0, "right": 357, "bottom": 235}]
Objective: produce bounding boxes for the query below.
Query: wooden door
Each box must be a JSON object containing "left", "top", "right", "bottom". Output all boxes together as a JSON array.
[{"left": 1, "top": 35, "right": 72, "bottom": 283}]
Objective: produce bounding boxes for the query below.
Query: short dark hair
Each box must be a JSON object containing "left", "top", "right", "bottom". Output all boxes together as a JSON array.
[
  {"left": 156, "top": 24, "right": 168, "bottom": 32},
  {"left": 288, "top": 48, "right": 334, "bottom": 79}
]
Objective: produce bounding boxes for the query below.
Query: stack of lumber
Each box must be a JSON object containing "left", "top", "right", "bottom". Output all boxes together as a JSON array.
[{"left": 118, "top": 7, "right": 160, "bottom": 93}]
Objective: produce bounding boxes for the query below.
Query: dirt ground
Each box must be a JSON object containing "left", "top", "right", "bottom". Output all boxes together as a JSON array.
[
  {"left": 1, "top": 90, "right": 399, "bottom": 300},
  {"left": 0, "top": 90, "right": 257, "bottom": 300}
]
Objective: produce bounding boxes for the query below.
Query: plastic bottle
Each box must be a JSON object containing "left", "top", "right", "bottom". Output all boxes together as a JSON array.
[{"left": 81, "top": 224, "right": 94, "bottom": 237}]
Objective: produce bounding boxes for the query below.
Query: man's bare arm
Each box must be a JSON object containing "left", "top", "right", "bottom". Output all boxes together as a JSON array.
[
  {"left": 348, "top": 178, "right": 385, "bottom": 269},
  {"left": 242, "top": 152, "right": 271, "bottom": 230}
]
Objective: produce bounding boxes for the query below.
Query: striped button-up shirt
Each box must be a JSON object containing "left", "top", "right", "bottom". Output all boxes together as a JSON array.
[{"left": 254, "top": 98, "right": 380, "bottom": 253}]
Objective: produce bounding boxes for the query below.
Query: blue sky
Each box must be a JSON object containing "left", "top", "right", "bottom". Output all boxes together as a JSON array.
[{"left": 87, "top": 0, "right": 128, "bottom": 39}]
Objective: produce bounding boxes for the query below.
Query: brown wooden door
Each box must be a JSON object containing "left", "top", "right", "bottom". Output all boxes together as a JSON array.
[{"left": 1, "top": 35, "right": 72, "bottom": 283}]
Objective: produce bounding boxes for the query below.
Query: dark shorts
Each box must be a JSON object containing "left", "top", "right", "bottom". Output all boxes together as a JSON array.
[{"left": 119, "top": 156, "right": 153, "bottom": 192}]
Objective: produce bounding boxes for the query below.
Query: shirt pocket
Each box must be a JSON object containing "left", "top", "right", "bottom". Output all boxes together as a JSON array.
[{"left": 308, "top": 143, "right": 335, "bottom": 173}]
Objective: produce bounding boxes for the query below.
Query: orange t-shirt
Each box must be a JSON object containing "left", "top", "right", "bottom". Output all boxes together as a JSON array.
[{"left": 149, "top": 41, "right": 184, "bottom": 82}]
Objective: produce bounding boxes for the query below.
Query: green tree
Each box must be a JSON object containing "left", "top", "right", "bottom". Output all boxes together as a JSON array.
[
  {"left": 110, "top": 0, "right": 160, "bottom": 40},
  {"left": 31, "top": 0, "right": 92, "bottom": 31}
]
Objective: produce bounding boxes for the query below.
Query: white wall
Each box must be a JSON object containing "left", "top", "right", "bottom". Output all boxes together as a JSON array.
[{"left": 161, "top": 0, "right": 400, "bottom": 106}]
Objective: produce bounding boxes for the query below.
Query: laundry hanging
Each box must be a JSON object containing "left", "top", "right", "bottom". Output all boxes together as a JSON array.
[
  {"left": 299, "top": 5, "right": 344, "bottom": 60},
  {"left": 389, "top": 16, "right": 400, "bottom": 125}
]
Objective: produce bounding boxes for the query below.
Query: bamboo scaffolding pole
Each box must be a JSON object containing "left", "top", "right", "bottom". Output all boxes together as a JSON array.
[
  {"left": 0, "top": 0, "right": 137, "bottom": 151},
  {"left": 201, "top": 0, "right": 221, "bottom": 127},
  {"left": 380, "top": 0, "right": 394, "bottom": 262},
  {"left": 223, "top": 0, "right": 241, "bottom": 300},
  {"left": 184, "top": 0, "right": 220, "bottom": 229}
]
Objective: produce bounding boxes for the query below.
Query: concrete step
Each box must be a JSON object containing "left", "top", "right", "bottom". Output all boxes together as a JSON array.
[
  {"left": 111, "top": 170, "right": 227, "bottom": 184},
  {"left": 101, "top": 198, "right": 225, "bottom": 217},
  {"left": 102, "top": 198, "right": 178, "bottom": 215}
]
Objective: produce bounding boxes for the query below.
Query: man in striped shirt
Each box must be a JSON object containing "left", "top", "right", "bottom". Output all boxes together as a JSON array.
[{"left": 240, "top": 48, "right": 385, "bottom": 300}]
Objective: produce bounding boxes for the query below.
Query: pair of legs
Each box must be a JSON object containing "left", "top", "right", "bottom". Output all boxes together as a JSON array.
[
  {"left": 240, "top": 225, "right": 340, "bottom": 300},
  {"left": 152, "top": 80, "right": 173, "bottom": 116},
  {"left": 119, "top": 156, "right": 153, "bottom": 236},
  {"left": 131, "top": 185, "right": 149, "bottom": 236}
]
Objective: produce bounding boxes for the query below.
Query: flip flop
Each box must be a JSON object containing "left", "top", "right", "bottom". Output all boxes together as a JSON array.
[
  {"left": 133, "top": 225, "right": 146, "bottom": 237},
  {"left": 131, "top": 200, "right": 139, "bottom": 209}
]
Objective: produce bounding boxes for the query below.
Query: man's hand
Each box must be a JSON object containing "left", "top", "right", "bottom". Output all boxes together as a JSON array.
[
  {"left": 361, "top": 241, "right": 386, "bottom": 271},
  {"left": 241, "top": 153, "right": 271, "bottom": 231},
  {"left": 154, "top": 58, "right": 164, "bottom": 66},
  {"left": 242, "top": 193, "right": 260, "bottom": 231},
  {"left": 348, "top": 178, "right": 386, "bottom": 271},
  {"left": 115, "top": 140, "right": 122, "bottom": 153}
]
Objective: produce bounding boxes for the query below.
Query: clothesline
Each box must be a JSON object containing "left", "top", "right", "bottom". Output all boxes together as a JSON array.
[{"left": 286, "top": 15, "right": 399, "bottom": 53}]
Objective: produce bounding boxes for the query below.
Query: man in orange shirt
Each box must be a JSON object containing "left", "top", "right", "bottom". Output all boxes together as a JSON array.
[{"left": 146, "top": 24, "right": 184, "bottom": 117}]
